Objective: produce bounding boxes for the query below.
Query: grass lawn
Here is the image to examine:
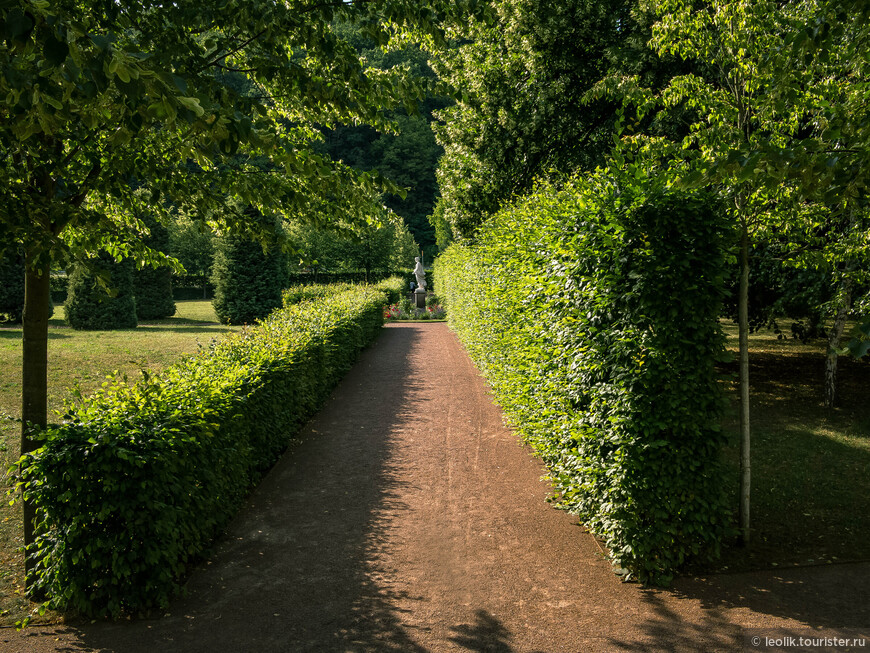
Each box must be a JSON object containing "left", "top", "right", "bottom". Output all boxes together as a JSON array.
[
  {"left": 715, "top": 321, "right": 870, "bottom": 573},
  {"left": 0, "top": 300, "right": 239, "bottom": 626}
]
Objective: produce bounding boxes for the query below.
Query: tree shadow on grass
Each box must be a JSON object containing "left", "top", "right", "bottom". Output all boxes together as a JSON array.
[
  {"left": 0, "top": 329, "right": 71, "bottom": 340},
  {"left": 48, "top": 325, "right": 438, "bottom": 652}
]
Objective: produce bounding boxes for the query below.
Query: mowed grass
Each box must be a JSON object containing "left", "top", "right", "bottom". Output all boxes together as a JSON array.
[
  {"left": 0, "top": 300, "right": 240, "bottom": 626},
  {"left": 716, "top": 321, "right": 870, "bottom": 572}
]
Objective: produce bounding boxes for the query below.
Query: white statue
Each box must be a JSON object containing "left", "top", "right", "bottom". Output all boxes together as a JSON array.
[{"left": 413, "top": 256, "right": 426, "bottom": 291}]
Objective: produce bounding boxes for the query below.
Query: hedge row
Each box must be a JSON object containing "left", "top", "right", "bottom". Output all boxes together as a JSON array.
[
  {"left": 18, "top": 286, "right": 387, "bottom": 617},
  {"left": 281, "top": 277, "right": 405, "bottom": 308},
  {"left": 434, "top": 171, "right": 733, "bottom": 584}
]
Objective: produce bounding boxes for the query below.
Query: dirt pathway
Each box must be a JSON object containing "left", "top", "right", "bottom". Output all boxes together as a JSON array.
[{"left": 1, "top": 323, "right": 868, "bottom": 652}]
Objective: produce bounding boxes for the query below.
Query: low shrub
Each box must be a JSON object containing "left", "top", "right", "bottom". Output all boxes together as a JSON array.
[
  {"left": 434, "top": 168, "right": 732, "bottom": 584},
  {"left": 17, "top": 286, "right": 387, "bottom": 618}
]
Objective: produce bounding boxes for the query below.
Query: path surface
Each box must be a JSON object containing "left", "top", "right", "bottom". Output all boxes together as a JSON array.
[{"left": 1, "top": 323, "right": 868, "bottom": 652}]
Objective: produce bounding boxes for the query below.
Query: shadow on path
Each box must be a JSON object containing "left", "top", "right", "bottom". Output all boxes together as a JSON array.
[{"left": 64, "top": 325, "right": 435, "bottom": 652}]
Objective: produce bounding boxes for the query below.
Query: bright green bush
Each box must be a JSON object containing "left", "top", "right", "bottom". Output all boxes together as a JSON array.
[
  {"left": 281, "top": 282, "right": 353, "bottom": 307},
  {"left": 280, "top": 276, "right": 404, "bottom": 308},
  {"left": 434, "top": 169, "right": 732, "bottom": 584},
  {"left": 373, "top": 276, "right": 405, "bottom": 304},
  {"left": 65, "top": 255, "right": 138, "bottom": 330},
  {"left": 18, "top": 286, "right": 386, "bottom": 618}
]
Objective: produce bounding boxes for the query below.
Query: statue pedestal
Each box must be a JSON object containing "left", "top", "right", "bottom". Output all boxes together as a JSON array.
[{"left": 414, "top": 287, "right": 426, "bottom": 308}]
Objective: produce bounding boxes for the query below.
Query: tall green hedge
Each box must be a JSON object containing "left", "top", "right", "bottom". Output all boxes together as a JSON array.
[
  {"left": 212, "top": 233, "right": 288, "bottom": 325},
  {"left": 18, "top": 286, "right": 387, "bottom": 618},
  {"left": 434, "top": 170, "right": 732, "bottom": 584},
  {"left": 65, "top": 256, "right": 137, "bottom": 330}
]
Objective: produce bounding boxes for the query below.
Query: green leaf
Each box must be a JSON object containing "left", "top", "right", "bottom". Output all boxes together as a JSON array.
[{"left": 44, "top": 33, "right": 69, "bottom": 66}]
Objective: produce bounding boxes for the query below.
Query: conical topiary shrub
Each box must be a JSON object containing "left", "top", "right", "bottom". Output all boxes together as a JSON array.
[
  {"left": 134, "top": 216, "right": 176, "bottom": 320},
  {"left": 65, "top": 255, "right": 138, "bottom": 330}
]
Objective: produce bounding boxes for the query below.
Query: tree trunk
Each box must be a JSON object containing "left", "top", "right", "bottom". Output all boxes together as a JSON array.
[
  {"left": 21, "top": 253, "right": 51, "bottom": 595},
  {"left": 738, "top": 225, "right": 751, "bottom": 546},
  {"left": 825, "top": 276, "right": 854, "bottom": 409}
]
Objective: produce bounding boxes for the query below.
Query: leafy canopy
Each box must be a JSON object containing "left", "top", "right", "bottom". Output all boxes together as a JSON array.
[{"left": 0, "top": 0, "right": 481, "bottom": 268}]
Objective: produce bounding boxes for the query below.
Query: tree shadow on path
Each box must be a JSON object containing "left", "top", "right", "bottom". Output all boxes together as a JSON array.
[
  {"left": 605, "top": 565, "right": 870, "bottom": 652},
  {"left": 56, "top": 325, "right": 440, "bottom": 652}
]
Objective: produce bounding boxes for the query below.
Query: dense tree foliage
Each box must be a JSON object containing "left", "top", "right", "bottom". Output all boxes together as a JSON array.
[
  {"left": 319, "top": 38, "right": 446, "bottom": 256},
  {"left": 430, "top": 0, "right": 686, "bottom": 241}
]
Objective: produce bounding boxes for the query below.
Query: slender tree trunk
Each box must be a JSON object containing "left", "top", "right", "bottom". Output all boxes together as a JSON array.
[
  {"left": 738, "top": 224, "right": 751, "bottom": 546},
  {"left": 21, "top": 252, "right": 51, "bottom": 595},
  {"left": 825, "top": 275, "right": 855, "bottom": 409}
]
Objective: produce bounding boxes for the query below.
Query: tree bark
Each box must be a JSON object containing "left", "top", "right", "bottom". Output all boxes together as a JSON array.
[
  {"left": 21, "top": 252, "right": 51, "bottom": 595},
  {"left": 825, "top": 275, "right": 855, "bottom": 409},
  {"left": 738, "top": 224, "right": 751, "bottom": 546}
]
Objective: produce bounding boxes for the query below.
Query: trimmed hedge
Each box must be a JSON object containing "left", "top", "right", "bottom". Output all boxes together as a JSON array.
[
  {"left": 373, "top": 276, "right": 406, "bottom": 304},
  {"left": 281, "top": 277, "right": 405, "bottom": 308},
  {"left": 65, "top": 256, "right": 137, "bottom": 330},
  {"left": 434, "top": 171, "right": 732, "bottom": 584},
  {"left": 281, "top": 282, "right": 354, "bottom": 307},
  {"left": 18, "top": 286, "right": 387, "bottom": 618}
]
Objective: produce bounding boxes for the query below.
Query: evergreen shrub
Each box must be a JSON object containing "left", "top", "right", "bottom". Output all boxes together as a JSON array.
[
  {"left": 134, "top": 217, "right": 176, "bottom": 320},
  {"left": 0, "top": 250, "right": 26, "bottom": 321},
  {"left": 434, "top": 169, "right": 732, "bottom": 584},
  {"left": 212, "top": 233, "right": 287, "bottom": 325},
  {"left": 18, "top": 286, "right": 387, "bottom": 618},
  {"left": 0, "top": 250, "right": 55, "bottom": 321},
  {"left": 65, "top": 255, "right": 137, "bottom": 330}
]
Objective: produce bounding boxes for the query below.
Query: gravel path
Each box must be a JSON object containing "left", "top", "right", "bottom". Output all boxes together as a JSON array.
[{"left": 1, "top": 323, "right": 867, "bottom": 652}]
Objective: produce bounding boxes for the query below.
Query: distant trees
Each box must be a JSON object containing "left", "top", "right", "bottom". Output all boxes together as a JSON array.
[
  {"left": 320, "top": 34, "right": 447, "bottom": 258},
  {"left": 288, "top": 212, "right": 419, "bottom": 279}
]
